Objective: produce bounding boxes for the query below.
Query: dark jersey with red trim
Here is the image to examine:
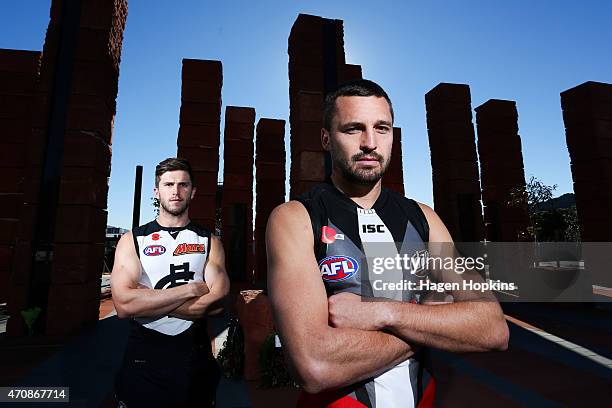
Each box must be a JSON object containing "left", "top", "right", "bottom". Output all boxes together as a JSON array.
[{"left": 296, "top": 181, "right": 435, "bottom": 408}]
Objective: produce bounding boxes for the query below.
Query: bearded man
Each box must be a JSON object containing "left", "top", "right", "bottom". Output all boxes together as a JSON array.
[{"left": 266, "top": 80, "right": 509, "bottom": 407}]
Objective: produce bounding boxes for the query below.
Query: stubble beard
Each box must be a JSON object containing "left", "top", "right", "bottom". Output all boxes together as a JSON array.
[
  {"left": 331, "top": 148, "right": 390, "bottom": 185},
  {"left": 160, "top": 197, "right": 190, "bottom": 217}
]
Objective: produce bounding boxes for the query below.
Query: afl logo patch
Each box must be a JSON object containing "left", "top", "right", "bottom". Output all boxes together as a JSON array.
[
  {"left": 318, "top": 255, "right": 358, "bottom": 282},
  {"left": 144, "top": 245, "right": 166, "bottom": 256}
]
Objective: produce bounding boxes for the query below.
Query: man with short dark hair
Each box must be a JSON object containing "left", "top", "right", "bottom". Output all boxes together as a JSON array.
[
  {"left": 112, "top": 157, "right": 229, "bottom": 407},
  {"left": 266, "top": 80, "right": 509, "bottom": 407}
]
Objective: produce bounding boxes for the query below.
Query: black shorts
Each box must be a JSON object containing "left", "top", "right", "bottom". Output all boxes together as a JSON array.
[{"left": 115, "top": 319, "right": 220, "bottom": 408}]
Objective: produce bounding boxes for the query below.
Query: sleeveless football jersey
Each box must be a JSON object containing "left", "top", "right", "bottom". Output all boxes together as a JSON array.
[
  {"left": 132, "top": 220, "right": 211, "bottom": 335},
  {"left": 296, "top": 181, "right": 436, "bottom": 408}
]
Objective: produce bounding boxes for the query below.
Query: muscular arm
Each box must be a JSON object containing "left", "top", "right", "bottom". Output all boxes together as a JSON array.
[
  {"left": 329, "top": 203, "right": 509, "bottom": 352},
  {"left": 169, "top": 235, "right": 230, "bottom": 320},
  {"left": 267, "top": 201, "right": 415, "bottom": 394},
  {"left": 110, "top": 232, "right": 206, "bottom": 319}
]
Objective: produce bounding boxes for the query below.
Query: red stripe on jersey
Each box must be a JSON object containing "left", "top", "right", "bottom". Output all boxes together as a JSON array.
[{"left": 417, "top": 378, "right": 436, "bottom": 408}]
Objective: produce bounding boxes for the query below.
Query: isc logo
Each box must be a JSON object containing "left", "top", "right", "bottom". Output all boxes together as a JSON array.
[
  {"left": 144, "top": 245, "right": 166, "bottom": 256},
  {"left": 362, "top": 224, "right": 386, "bottom": 233},
  {"left": 318, "top": 255, "right": 359, "bottom": 282}
]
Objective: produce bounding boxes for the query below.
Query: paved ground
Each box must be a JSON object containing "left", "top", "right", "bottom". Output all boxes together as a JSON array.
[{"left": 0, "top": 300, "right": 610, "bottom": 407}]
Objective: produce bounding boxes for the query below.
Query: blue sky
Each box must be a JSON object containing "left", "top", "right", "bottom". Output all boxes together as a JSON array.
[{"left": 2, "top": 1, "right": 611, "bottom": 229}]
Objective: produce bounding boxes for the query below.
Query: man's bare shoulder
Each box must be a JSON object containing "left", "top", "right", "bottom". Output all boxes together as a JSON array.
[
  {"left": 270, "top": 200, "right": 308, "bottom": 216},
  {"left": 267, "top": 200, "right": 315, "bottom": 251},
  {"left": 116, "top": 230, "right": 134, "bottom": 250},
  {"left": 414, "top": 200, "right": 437, "bottom": 228},
  {"left": 113, "top": 231, "right": 141, "bottom": 265},
  {"left": 414, "top": 201, "right": 453, "bottom": 243},
  {"left": 209, "top": 234, "right": 222, "bottom": 247},
  {"left": 207, "top": 234, "right": 222, "bottom": 255},
  {"left": 110, "top": 231, "right": 141, "bottom": 291},
  {"left": 268, "top": 200, "right": 310, "bottom": 228},
  {"left": 414, "top": 201, "right": 433, "bottom": 216}
]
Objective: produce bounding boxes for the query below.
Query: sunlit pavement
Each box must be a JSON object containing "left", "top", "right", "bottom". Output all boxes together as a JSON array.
[{"left": 0, "top": 302, "right": 609, "bottom": 407}]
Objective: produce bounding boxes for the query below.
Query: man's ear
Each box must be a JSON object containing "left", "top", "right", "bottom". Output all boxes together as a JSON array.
[
  {"left": 321, "top": 128, "right": 331, "bottom": 152},
  {"left": 190, "top": 186, "right": 197, "bottom": 200},
  {"left": 154, "top": 187, "right": 160, "bottom": 200}
]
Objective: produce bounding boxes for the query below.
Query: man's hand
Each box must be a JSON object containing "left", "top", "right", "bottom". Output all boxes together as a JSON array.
[
  {"left": 267, "top": 201, "right": 415, "bottom": 393},
  {"left": 362, "top": 202, "right": 509, "bottom": 352},
  {"left": 111, "top": 232, "right": 202, "bottom": 319},
  {"left": 136, "top": 281, "right": 209, "bottom": 297},
  {"left": 170, "top": 281, "right": 211, "bottom": 318},
  {"left": 328, "top": 292, "right": 381, "bottom": 331},
  {"left": 189, "top": 281, "right": 210, "bottom": 297},
  {"left": 168, "top": 235, "right": 229, "bottom": 320}
]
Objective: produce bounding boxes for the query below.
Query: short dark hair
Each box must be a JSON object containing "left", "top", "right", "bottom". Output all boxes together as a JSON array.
[
  {"left": 323, "top": 79, "right": 394, "bottom": 130},
  {"left": 155, "top": 157, "right": 195, "bottom": 187}
]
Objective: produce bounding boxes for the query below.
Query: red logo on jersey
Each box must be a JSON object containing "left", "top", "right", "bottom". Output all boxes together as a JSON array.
[
  {"left": 318, "top": 255, "right": 359, "bottom": 282},
  {"left": 321, "top": 226, "right": 336, "bottom": 243},
  {"left": 152, "top": 233, "right": 160, "bottom": 241},
  {"left": 321, "top": 226, "right": 344, "bottom": 244},
  {"left": 173, "top": 243, "right": 206, "bottom": 256}
]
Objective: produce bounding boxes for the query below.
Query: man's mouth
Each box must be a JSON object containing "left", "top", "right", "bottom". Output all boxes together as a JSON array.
[{"left": 356, "top": 156, "right": 380, "bottom": 163}]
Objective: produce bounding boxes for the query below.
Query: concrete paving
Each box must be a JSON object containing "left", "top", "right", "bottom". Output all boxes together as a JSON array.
[{"left": 0, "top": 301, "right": 609, "bottom": 407}]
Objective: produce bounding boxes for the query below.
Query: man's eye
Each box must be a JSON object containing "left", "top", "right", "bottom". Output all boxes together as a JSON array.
[
  {"left": 345, "top": 128, "right": 359, "bottom": 134},
  {"left": 377, "top": 126, "right": 391, "bottom": 133}
]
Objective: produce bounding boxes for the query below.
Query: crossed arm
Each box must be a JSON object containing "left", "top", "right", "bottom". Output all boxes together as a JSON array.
[
  {"left": 268, "top": 200, "right": 509, "bottom": 394},
  {"left": 327, "top": 203, "right": 509, "bottom": 352},
  {"left": 266, "top": 201, "right": 415, "bottom": 394},
  {"left": 169, "top": 235, "right": 229, "bottom": 319},
  {"left": 110, "top": 232, "right": 229, "bottom": 320}
]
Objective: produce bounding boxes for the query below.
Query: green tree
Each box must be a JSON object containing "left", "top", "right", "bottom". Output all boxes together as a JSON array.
[
  {"left": 560, "top": 206, "right": 581, "bottom": 242},
  {"left": 509, "top": 176, "right": 580, "bottom": 242},
  {"left": 509, "top": 176, "right": 556, "bottom": 241},
  {"left": 152, "top": 197, "right": 160, "bottom": 217}
]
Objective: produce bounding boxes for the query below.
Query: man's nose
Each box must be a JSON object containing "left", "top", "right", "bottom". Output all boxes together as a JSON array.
[{"left": 360, "top": 128, "right": 377, "bottom": 152}]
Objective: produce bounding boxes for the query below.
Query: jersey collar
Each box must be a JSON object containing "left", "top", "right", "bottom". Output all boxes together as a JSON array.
[
  {"left": 153, "top": 219, "right": 192, "bottom": 237},
  {"left": 325, "top": 177, "right": 389, "bottom": 212}
]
